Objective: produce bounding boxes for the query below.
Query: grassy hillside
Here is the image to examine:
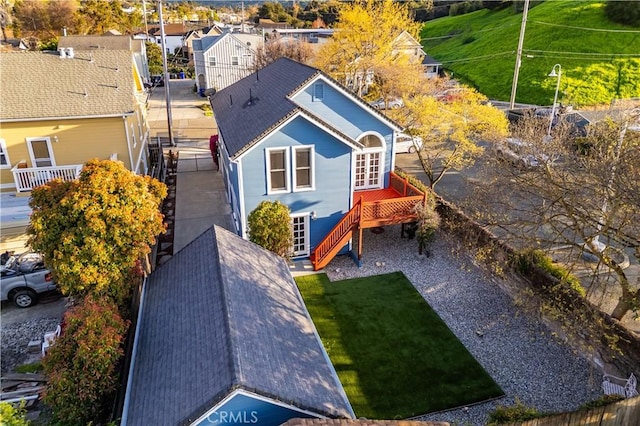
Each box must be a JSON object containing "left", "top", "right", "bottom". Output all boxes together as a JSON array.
[{"left": 420, "top": 1, "right": 640, "bottom": 106}]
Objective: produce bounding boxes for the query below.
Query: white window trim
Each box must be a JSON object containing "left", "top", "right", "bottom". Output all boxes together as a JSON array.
[
  {"left": 26, "top": 137, "right": 56, "bottom": 167},
  {"left": 313, "top": 83, "right": 324, "bottom": 101},
  {"left": 265, "top": 147, "right": 291, "bottom": 194},
  {"left": 209, "top": 56, "right": 217, "bottom": 67},
  {"left": 292, "top": 145, "right": 315, "bottom": 192},
  {"left": 354, "top": 150, "right": 384, "bottom": 190},
  {"left": 231, "top": 55, "right": 239, "bottom": 66},
  {"left": 0, "top": 138, "right": 10, "bottom": 169},
  {"left": 290, "top": 213, "right": 310, "bottom": 257}
]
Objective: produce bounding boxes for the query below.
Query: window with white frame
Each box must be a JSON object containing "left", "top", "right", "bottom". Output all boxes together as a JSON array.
[
  {"left": 313, "top": 83, "right": 324, "bottom": 101},
  {"left": 266, "top": 148, "right": 290, "bottom": 193},
  {"left": 354, "top": 134, "right": 384, "bottom": 190},
  {"left": 231, "top": 56, "right": 239, "bottom": 66},
  {"left": 290, "top": 214, "right": 310, "bottom": 257},
  {"left": 293, "top": 146, "right": 314, "bottom": 191},
  {"left": 209, "top": 56, "right": 217, "bottom": 67},
  {"left": 0, "top": 139, "right": 10, "bottom": 168}
]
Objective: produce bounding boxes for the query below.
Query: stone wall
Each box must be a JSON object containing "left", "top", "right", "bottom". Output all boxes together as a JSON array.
[{"left": 435, "top": 197, "right": 640, "bottom": 379}]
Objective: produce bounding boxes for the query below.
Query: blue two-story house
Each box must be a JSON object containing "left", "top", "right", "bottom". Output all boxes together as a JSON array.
[{"left": 210, "top": 58, "right": 425, "bottom": 270}]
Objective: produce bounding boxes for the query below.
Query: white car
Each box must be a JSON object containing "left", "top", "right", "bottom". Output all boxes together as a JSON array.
[
  {"left": 370, "top": 97, "right": 404, "bottom": 110},
  {"left": 494, "top": 138, "right": 555, "bottom": 169},
  {"left": 395, "top": 133, "right": 423, "bottom": 154}
]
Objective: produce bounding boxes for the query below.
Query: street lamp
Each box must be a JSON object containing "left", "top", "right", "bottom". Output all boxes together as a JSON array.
[{"left": 547, "top": 64, "right": 561, "bottom": 139}]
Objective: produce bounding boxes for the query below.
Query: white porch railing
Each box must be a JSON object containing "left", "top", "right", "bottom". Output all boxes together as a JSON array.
[{"left": 11, "top": 164, "right": 83, "bottom": 192}]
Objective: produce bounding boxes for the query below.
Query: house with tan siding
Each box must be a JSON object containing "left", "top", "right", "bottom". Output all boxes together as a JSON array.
[{"left": 0, "top": 48, "right": 154, "bottom": 246}]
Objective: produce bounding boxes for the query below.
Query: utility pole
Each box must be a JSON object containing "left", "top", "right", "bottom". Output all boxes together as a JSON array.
[
  {"left": 158, "top": 1, "right": 175, "bottom": 147},
  {"left": 509, "top": 0, "right": 530, "bottom": 110}
]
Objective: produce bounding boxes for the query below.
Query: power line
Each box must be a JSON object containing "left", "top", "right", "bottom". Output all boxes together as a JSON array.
[
  {"left": 438, "top": 51, "right": 514, "bottom": 64},
  {"left": 524, "top": 49, "right": 640, "bottom": 58},
  {"left": 529, "top": 20, "right": 640, "bottom": 33}
]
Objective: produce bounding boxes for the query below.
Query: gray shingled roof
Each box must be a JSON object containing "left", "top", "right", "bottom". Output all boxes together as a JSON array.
[
  {"left": 422, "top": 54, "right": 441, "bottom": 66},
  {"left": 123, "top": 226, "right": 353, "bottom": 425},
  {"left": 210, "top": 57, "right": 320, "bottom": 158},
  {"left": 0, "top": 50, "right": 136, "bottom": 121},
  {"left": 59, "top": 35, "right": 132, "bottom": 51}
]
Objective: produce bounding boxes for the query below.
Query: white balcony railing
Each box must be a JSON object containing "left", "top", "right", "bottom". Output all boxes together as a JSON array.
[{"left": 11, "top": 164, "right": 83, "bottom": 192}]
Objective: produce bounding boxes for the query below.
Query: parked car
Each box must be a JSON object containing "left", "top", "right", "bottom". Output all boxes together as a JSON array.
[
  {"left": 1, "top": 252, "right": 57, "bottom": 308},
  {"left": 150, "top": 75, "right": 165, "bottom": 87},
  {"left": 395, "top": 133, "right": 423, "bottom": 154},
  {"left": 370, "top": 97, "right": 403, "bottom": 110},
  {"left": 494, "top": 137, "right": 552, "bottom": 169}
]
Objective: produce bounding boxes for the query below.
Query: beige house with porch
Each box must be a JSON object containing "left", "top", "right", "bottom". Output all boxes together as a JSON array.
[{"left": 0, "top": 48, "right": 152, "bottom": 250}]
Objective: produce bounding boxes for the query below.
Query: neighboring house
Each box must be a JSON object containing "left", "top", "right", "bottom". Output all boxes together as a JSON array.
[
  {"left": 184, "top": 25, "right": 223, "bottom": 66},
  {"left": 193, "top": 32, "right": 256, "bottom": 93},
  {"left": 59, "top": 34, "right": 151, "bottom": 86},
  {"left": 0, "top": 49, "right": 153, "bottom": 195},
  {"left": 210, "top": 58, "right": 426, "bottom": 270},
  {"left": 422, "top": 54, "right": 442, "bottom": 79},
  {"left": 122, "top": 225, "right": 355, "bottom": 425},
  {"left": 148, "top": 23, "right": 188, "bottom": 54},
  {"left": 391, "top": 30, "right": 441, "bottom": 79}
]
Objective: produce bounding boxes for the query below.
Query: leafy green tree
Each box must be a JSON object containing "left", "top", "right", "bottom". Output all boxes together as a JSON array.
[
  {"left": 43, "top": 296, "right": 128, "bottom": 425},
  {"left": 146, "top": 40, "right": 163, "bottom": 75},
  {"left": 248, "top": 200, "right": 293, "bottom": 258},
  {"left": 27, "top": 159, "right": 167, "bottom": 299},
  {"left": 605, "top": 0, "right": 640, "bottom": 26}
]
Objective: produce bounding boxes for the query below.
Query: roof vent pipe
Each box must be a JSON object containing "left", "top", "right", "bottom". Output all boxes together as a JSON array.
[
  {"left": 230, "top": 94, "right": 232, "bottom": 106},
  {"left": 58, "top": 48, "right": 67, "bottom": 58}
]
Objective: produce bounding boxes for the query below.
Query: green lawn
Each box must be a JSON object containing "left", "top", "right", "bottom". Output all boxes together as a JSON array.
[
  {"left": 295, "top": 272, "right": 503, "bottom": 419},
  {"left": 421, "top": 1, "right": 640, "bottom": 106}
]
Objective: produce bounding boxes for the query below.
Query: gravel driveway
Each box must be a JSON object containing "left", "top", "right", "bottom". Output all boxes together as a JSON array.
[{"left": 324, "top": 225, "right": 602, "bottom": 426}]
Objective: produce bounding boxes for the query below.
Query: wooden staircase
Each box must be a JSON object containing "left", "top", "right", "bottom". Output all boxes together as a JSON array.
[
  {"left": 310, "top": 199, "right": 362, "bottom": 271},
  {"left": 310, "top": 172, "right": 427, "bottom": 271}
]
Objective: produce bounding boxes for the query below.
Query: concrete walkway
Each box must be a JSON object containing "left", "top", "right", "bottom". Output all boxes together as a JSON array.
[{"left": 148, "top": 79, "right": 233, "bottom": 253}]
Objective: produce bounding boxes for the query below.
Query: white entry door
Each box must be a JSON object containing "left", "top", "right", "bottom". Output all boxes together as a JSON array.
[
  {"left": 354, "top": 151, "right": 382, "bottom": 190},
  {"left": 291, "top": 214, "right": 310, "bottom": 257},
  {"left": 27, "top": 138, "right": 55, "bottom": 167}
]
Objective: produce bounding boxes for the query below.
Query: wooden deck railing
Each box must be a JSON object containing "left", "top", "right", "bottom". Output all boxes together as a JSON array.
[
  {"left": 11, "top": 164, "right": 82, "bottom": 192},
  {"left": 311, "top": 198, "right": 362, "bottom": 270},
  {"left": 311, "top": 172, "right": 427, "bottom": 270},
  {"left": 360, "top": 195, "right": 424, "bottom": 228}
]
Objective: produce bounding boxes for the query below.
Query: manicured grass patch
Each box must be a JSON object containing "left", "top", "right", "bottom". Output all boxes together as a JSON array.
[{"left": 295, "top": 272, "right": 503, "bottom": 419}]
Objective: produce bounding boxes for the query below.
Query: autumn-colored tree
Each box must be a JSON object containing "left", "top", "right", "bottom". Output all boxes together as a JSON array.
[
  {"left": 253, "top": 35, "right": 313, "bottom": 70},
  {"left": 75, "top": 0, "right": 141, "bottom": 35},
  {"left": 403, "top": 88, "right": 509, "bottom": 189},
  {"left": 27, "top": 159, "right": 167, "bottom": 299},
  {"left": 11, "top": 0, "right": 76, "bottom": 41},
  {"left": 43, "top": 296, "right": 128, "bottom": 425},
  {"left": 248, "top": 200, "right": 293, "bottom": 258},
  {"left": 314, "top": 0, "right": 422, "bottom": 96}
]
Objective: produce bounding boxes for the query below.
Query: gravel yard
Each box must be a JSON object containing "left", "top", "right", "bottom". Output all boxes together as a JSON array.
[{"left": 324, "top": 225, "right": 602, "bottom": 426}]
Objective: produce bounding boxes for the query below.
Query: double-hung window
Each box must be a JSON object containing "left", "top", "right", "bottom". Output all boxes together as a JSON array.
[
  {"left": 231, "top": 56, "right": 239, "bottom": 66},
  {"left": 293, "top": 146, "right": 314, "bottom": 191},
  {"left": 209, "top": 56, "right": 217, "bottom": 67},
  {"left": 266, "top": 148, "right": 290, "bottom": 193},
  {"left": 266, "top": 146, "right": 315, "bottom": 194}
]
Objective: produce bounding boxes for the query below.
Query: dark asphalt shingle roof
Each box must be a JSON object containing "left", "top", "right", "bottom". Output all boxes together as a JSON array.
[
  {"left": 124, "top": 226, "right": 353, "bottom": 425},
  {"left": 210, "top": 57, "right": 320, "bottom": 158},
  {"left": 422, "top": 54, "right": 441, "bottom": 66},
  {"left": 0, "top": 50, "right": 136, "bottom": 121}
]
